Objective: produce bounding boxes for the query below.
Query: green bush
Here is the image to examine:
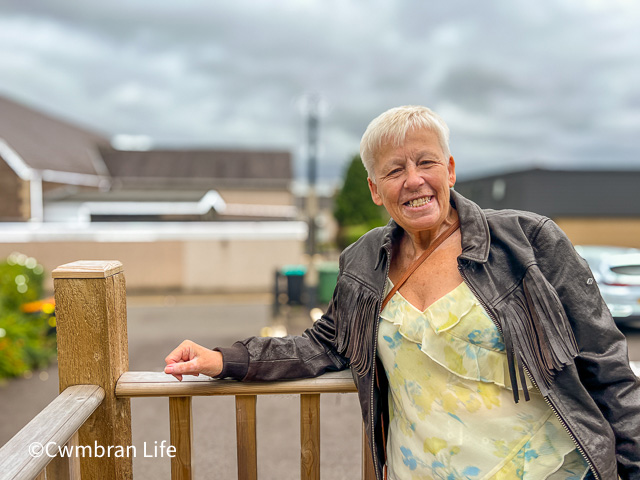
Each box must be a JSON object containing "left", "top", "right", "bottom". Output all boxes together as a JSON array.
[{"left": 0, "top": 253, "right": 56, "bottom": 380}]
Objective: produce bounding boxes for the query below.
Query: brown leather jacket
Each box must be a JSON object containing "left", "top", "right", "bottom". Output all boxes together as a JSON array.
[{"left": 216, "top": 190, "right": 640, "bottom": 480}]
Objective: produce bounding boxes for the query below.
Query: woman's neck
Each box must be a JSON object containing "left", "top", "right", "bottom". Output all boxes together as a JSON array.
[{"left": 403, "top": 210, "right": 459, "bottom": 260}]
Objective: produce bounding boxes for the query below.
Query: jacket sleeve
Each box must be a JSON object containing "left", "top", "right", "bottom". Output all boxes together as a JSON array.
[
  {"left": 213, "top": 269, "right": 349, "bottom": 381},
  {"left": 533, "top": 218, "right": 640, "bottom": 478}
]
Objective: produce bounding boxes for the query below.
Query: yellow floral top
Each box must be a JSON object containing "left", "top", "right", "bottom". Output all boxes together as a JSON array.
[{"left": 377, "top": 279, "right": 590, "bottom": 480}]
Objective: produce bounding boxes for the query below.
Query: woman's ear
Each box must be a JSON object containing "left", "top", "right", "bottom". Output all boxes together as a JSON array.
[
  {"left": 448, "top": 156, "right": 456, "bottom": 188},
  {"left": 368, "top": 178, "right": 383, "bottom": 206}
]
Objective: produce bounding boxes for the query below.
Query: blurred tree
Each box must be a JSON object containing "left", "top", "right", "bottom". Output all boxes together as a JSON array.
[{"left": 333, "top": 154, "right": 387, "bottom": 249}]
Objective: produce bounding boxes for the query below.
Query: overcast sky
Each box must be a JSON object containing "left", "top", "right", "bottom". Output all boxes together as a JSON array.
[{"left": 1, "top": 0, "right": 640, "bottom": 183}]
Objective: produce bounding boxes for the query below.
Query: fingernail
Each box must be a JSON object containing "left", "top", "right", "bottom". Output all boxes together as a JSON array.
[{"left": 165, "top": 365, "right": 173, "bottom": 373}]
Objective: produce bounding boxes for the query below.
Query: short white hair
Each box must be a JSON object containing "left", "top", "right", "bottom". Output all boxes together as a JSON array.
[{"left": 360, "top": 105, "right": 451, "bottom": 182}]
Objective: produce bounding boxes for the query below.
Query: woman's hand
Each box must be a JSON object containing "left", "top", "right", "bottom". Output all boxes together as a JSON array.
[{"left": 164, "top": 340, "right": 223, "bottom": 381}]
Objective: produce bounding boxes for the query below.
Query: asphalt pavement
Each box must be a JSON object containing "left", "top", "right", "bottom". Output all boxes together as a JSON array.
[{"left": 1, "top": 294, "right": 640, "bottom": 479}]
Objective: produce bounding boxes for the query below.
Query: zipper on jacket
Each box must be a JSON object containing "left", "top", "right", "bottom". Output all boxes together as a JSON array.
[
  {"left": 370, "top": 246, "right": 392, "bottom": 480},
  {"left": 525, "top": 366, "right": 599, "bottom": 480},
  {"left": 457, "top": 262, "right": 600, "bottom": 480}
]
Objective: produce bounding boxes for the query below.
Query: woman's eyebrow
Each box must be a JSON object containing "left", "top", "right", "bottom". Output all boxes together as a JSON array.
[
  {"left": 415, "top": 150, "right": 441, "bottom": 160},
  {"left": 384, "top": 158, "right": 406, "bottom": 168}
]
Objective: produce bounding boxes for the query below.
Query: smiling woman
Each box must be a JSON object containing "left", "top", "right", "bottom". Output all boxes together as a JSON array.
[{"left": 165, "top": 105, "right": 640, "bottom": 480}]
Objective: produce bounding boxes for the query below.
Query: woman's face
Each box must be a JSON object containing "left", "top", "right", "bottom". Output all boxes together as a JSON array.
[{"left": 368, "top": 128, "right": 456, "bottom": 238}]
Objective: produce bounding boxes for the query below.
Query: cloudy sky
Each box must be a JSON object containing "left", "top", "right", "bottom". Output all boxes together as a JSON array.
[{"left": 1, "top": 0, "right": 640, "bottom": 183}]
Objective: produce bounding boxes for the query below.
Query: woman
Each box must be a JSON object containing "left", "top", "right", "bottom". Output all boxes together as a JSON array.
[{"left": 165, "top": 106, "right": 640, "bottom": 479}]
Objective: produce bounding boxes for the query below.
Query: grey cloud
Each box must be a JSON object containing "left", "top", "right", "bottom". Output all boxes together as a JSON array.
[{"left": 1, "top": 0, "right": 640, "bottom": 182}]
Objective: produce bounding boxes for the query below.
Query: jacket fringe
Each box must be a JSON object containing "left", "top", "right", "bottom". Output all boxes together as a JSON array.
[
  {"left": 499, "top": 265, "right": 579, "bottom": 401},
  {"left": 334, "top": 276, "right": 380, "bottom": 377}
]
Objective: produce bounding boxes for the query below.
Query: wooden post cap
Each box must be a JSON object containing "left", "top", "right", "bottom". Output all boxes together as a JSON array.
[{"left": 52, "top": 261, "right": 124, "bottom": 279}]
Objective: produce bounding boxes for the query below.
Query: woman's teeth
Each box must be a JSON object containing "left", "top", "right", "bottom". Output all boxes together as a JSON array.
[{"left": 406, "top": 196, "right": 433, "bottom": 207}]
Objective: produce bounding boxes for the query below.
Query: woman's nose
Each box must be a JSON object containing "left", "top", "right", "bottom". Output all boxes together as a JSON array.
[{"left": 404, "top": 165, "right": 425, "bottom": 189}]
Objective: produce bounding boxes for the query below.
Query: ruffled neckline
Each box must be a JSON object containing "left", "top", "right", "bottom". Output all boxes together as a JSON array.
[
  {"left": 379, "top": 278, "right": 534, "bottom": 392},
  {"left": 382, "top": 280, "right": 476, "bottom": 334}
]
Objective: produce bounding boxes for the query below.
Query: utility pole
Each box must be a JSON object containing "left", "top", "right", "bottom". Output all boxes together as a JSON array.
[
  {"left": 302, "top": 94, "right": 322, "bottom": 308},
  {"left": 306, "top": 95, "right": 319, "bottom": 259}
]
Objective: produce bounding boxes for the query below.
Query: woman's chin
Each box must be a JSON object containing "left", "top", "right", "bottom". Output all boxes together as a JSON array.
[{"left": 397, "top": 214, "right": 445, "bottom": 235}]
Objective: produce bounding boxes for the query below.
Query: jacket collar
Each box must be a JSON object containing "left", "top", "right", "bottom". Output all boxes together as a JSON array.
[
  {"left": 376, "top": 189, "right": 490, "bottom": 267},
  {"left": 450, "top": 189, "right": 490, "bottom": 263}
]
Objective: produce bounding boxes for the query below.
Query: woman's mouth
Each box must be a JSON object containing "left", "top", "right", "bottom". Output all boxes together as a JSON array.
[{"left": 404, "top": 196, "right": 434, "bottom": 208}]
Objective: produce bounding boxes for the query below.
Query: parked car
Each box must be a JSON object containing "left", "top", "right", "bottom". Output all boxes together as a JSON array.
[{"left": 575, "top": 245, "right": 640, "bottom": 325}]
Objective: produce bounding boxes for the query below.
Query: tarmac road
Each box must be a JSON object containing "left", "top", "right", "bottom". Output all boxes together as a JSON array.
[{"left": 1, "top": 294, "right": 640, "bottom": 479}]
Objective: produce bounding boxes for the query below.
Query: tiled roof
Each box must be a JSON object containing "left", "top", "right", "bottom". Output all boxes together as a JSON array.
[
  {"left": 0, "top": 94, "right": 292, "bottom": 187},
  {"left": 0, "top": 95, "right": 109, "bottom": 175},
  {"left": 100, "top": 148, "right": 292, "bottom": 184}
]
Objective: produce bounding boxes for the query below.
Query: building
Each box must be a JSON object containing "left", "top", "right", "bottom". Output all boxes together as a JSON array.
[
  {"left": 0, "top": 95, "right": 305, "bottom": 292},
  {"left": 455, "top": 168, "right": 640, "bottom": 248},
  {"left": 0, "top": 95, "right": 109, "bottom": 222}
]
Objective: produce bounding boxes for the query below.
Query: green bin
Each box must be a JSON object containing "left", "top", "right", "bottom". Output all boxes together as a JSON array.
[
  {"left": 317, "top": 262, "right": 339, "bottom": 304},
  {"left": 281, "top": 265, "right": 307, "bottom": 305}
]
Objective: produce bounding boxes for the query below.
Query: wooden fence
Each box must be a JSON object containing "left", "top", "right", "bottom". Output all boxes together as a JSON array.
[
  {"left": 4, "top": 259, "right": 638, "bottom": 480},
  {"left": 0, "top": 261, "right": 376, "bottom": 480}
]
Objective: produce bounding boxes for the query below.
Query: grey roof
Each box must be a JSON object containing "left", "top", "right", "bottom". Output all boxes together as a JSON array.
[
  {"left": 0, "top": 94, "right": 109, "bottom": 175},
  {"left": 0, "top": 94, "right": 292, "bottom": 188},
  {"left": 99, "top": 148, "right": 293, "bottom": 189},
  {"left": 455, "top": 168, "right": 640, "bottom": 217}
]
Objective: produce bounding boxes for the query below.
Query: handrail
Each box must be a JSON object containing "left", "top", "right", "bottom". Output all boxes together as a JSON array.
[
  {"left": 115, "top": 369, "right": 370, "bottom": 480},
  {"left": 0, "top": 385, "right": 105, "bottom": 480},
  {"left": 42, "top": 260, "right": 640, "bottom": 480},
  {"left": 115, "top": 369, "right": 357, "bottom": 397}
]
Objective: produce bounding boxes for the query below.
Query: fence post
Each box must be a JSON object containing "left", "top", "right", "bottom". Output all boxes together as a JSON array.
[{"left": 52, "top": 260, "right": 132, "bottom": 479}]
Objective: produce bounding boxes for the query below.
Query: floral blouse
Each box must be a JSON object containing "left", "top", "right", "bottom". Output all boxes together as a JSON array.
[{"left": 377, "top": 279, "right": 590, "bottom": 480}]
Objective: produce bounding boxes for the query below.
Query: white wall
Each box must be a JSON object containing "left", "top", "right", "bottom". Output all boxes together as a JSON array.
[{"left": 0, "top": 222, "right": 307, "bottom": 293}]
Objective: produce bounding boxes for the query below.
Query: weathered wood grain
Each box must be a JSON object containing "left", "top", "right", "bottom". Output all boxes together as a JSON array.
[
  {"left": 116, "top": 370, "right": 357, "bottom": 397},
  {"left": 54, "top": 262, "right": 132, "bottom": 479},
  {"left": 300, "top": 394, "right": 320, "bottom": 480},
  {"left": 235, "top": 395, "right": 257, "bottom": 480},
  {"left": 52, "top": 260, "right": 123, "bottom": 279},
  {"left": 169, "top": 397, "right": 193, "bottom": 480},
  {"left": 46, "top": 431, "right": 81, "bottom": 480},
  {"left": 0, "top": 385, "right": 103, "bottom": 480}
]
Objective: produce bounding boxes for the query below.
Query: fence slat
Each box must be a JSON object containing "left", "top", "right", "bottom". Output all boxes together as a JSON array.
[
  {"left": 45, "top": 431, "right": 81, "bottom": 480},
  {"left": 169, "top": 397, "right": 193, "bottom": 480},
  {"left": 300, "top": 394, "right": 320, "bottom": 480},
  {"left": 362, "top": 424, "right": 376, "bottom": 480},
  {"left": 0, "top": 385, "right": 103, "bottom": 480},
  {"left": 235, "top": 395, "right": 258, "bottom": 480}
]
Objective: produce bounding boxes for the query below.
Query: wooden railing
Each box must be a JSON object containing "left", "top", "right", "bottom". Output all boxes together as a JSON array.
[
  {"left": 7, "top": 259, "right": 637, "bottom": 479},
  {"left": 115, "top": 370, "right": 368, "bottom": 480},
  {"left": 1, "top": 261, "right": 374, "bottom": 480},
  {"left": 0, "top": 385, "right": 104, "bottom": 479}
]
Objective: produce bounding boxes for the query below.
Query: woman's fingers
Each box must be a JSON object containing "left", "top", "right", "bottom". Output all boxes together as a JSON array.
[
  {"left": 164, "top": 341, "right": 223, "bottom": 380},
  {"left": 165, "top": 358, "right": 199, "bottom": 375},
  {"left": 165, "top": 340, "right": 196, "bottom": 366}
]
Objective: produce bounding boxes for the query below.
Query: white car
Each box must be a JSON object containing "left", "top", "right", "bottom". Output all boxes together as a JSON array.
[{"left": 575, "top": 245, "right": 640, "bottom": 325}]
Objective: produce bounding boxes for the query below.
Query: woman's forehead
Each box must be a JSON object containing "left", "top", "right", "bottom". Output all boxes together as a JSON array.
[{"left": 376, "top": 128, "right": 443, "bottom": 159}]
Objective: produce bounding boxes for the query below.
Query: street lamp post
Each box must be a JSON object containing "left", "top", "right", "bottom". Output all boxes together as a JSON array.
[{"left": 303, "top": 94, "right": 322, "bottom": 308}]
